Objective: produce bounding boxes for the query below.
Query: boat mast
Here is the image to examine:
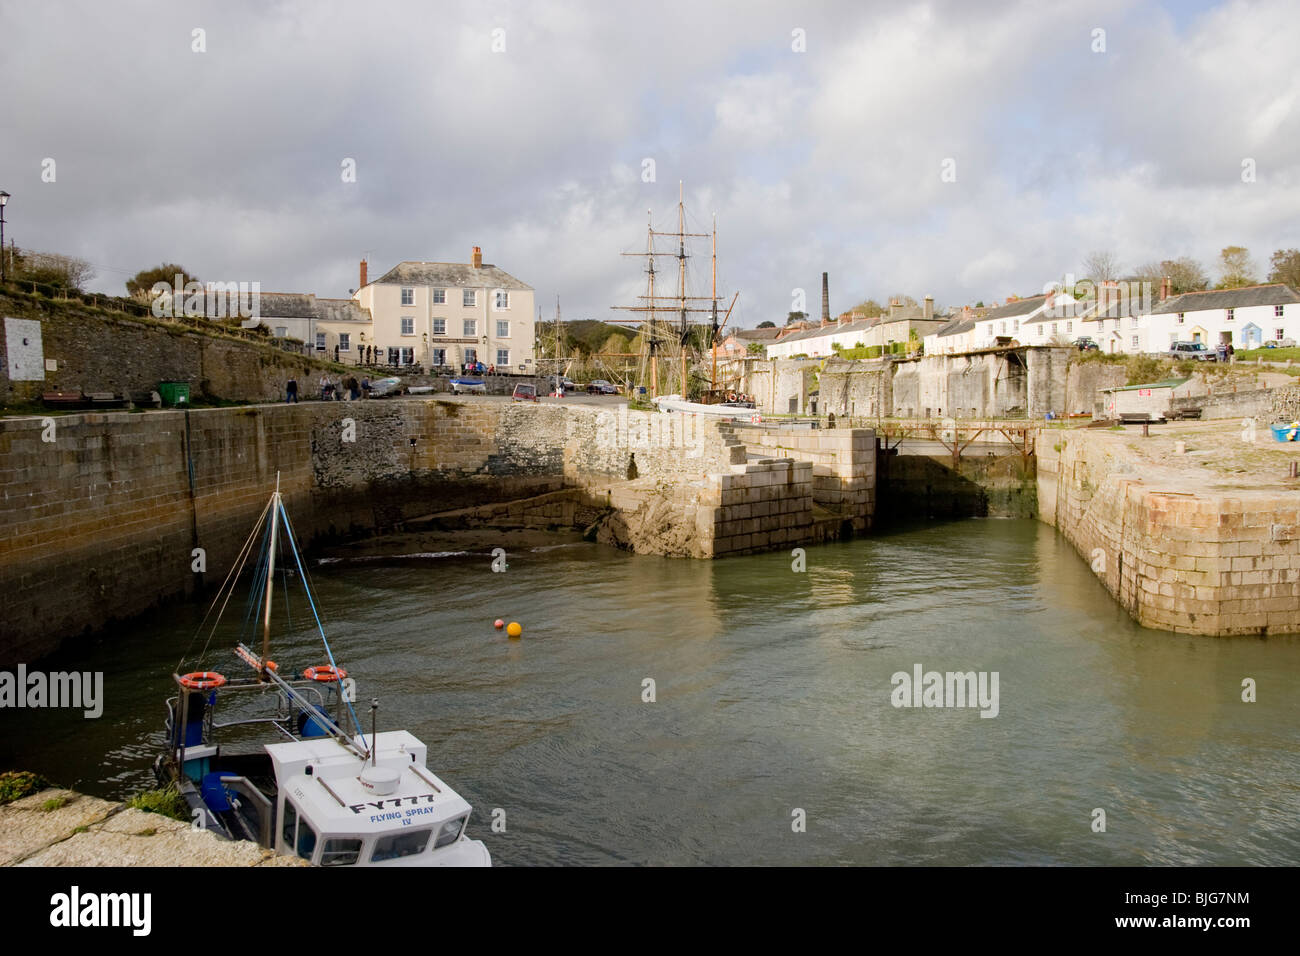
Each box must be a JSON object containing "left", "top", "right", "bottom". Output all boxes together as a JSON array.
[
  {"left": 260, "top": 473, "right": 280, "bottom": 671},
  {"left": 710, "top": 212, "right": 718, "bottom": 396},
  {"left": 677, "top": 181, "right": 689, "bottom": 399},
  {"left": 647, "top": 210, "right": 658, "bottom": 398}
]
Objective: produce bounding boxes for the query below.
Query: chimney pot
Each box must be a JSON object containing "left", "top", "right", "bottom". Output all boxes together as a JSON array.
[{"left": 472, "top": 246, "right": 483, "bottom": 269}]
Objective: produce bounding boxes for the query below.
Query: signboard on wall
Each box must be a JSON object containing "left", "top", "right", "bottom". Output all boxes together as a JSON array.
[{"left": 4, "top": 318, "right": 45, "bottom": 381}]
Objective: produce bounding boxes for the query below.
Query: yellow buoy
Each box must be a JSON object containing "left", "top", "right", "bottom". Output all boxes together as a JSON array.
[{"left": 506, "top": 621, "right": 522, "bottom": 639}]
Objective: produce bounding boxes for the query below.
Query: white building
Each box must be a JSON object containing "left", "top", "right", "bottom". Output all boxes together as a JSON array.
[
  {"left": 352, "top": 248, "right": 536, "bottom": 370},
  {"left": 1144, "top": 284, "right": 1300, "bottom": 353},
  {"left": 767, "top": 298, "right": 946, "bottom": 359}
]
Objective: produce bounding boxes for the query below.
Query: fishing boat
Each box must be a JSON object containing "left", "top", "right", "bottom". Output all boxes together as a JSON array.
[{"left": 154, "top": 479, "right": 490, "bottom": 866}]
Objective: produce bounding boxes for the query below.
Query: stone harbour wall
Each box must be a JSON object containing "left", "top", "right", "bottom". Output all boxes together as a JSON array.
[{"left": 1038, "top": 429, "right": 1300, "bottom": 635}]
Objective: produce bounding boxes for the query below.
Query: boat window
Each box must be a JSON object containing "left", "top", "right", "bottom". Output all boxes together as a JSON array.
[
  {"left": 281, "top": 800, "right": 297, "bottom": 850},
  {"left": 371, "top": 828, "right": 431, "bottom": 862},
  {"left": 434, "top": 815, "right": 467, "bottom": 849},
  {"left": 296, "top": 819, "right": 318, "bottom": 860},
  {"left": 319, "top": 837, "right": 363, "bottom": 867}
]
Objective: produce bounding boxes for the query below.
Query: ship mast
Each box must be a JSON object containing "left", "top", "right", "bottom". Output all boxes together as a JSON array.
[
  {"left": 260, "top": 472, "right": 281, "bottom": 672},
  {"left": 611, "top": 183, "right": 717, "bottom": 400}
]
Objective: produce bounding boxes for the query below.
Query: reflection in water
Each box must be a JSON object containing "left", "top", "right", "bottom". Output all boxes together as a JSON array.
[{"left": 2, "top": 519, "right": 1297, "bottom": 865}]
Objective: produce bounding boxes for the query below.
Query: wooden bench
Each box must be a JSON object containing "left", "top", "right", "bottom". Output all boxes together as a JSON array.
[
  {"left": 1170, "top": 407, "right": 1203, "bottom": 420},
  {"left": 87, "top": 391, "right": 128, "bottom": 408},
  {"left": 42, "top": 390, "right": 85, "bottom": 408}
]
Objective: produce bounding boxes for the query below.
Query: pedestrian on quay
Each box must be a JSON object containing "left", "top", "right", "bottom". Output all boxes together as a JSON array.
[
  {"left": 361, "top": 376, "right": 371, "bottom": 399},
  {"left": 320, "top": 373, "right": 331, "bottom": 401},
  {"left": 286, "top": 377, "right": 298, "bottom": 403},
  {"left": 1228, "top": 342, "right": 1236, "bottom": 362},
  {"left": 1217, "top": 342, "right": 1228, "bottom": 363},
  {"left": 349, "top": 376, "right": 360, "bottom": 401}
]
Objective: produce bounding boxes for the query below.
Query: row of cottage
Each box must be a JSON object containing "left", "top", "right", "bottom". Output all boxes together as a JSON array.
[
  {"left": 756, "top": 281, "right": 1300, "bottom": 361},
  {"left": 241, "top": 247, "right": 538, "bottom": 372}
]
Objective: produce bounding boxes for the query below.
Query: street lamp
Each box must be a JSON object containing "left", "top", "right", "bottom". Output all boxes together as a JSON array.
[{"left": 0, "top": 191, "right": 9, "bottom": 282}]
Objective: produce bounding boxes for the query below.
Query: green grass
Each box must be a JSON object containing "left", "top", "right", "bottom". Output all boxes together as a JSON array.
[
  {"left": 125, "top": 786, "right": 188, "bottom": 821},
  {"left": 40, "top": 795, "right": 71, "bottom": 812},
  {"left": 0, "top": 771, "right": 52, "bottom": 805},
  {"left": 1237, "top": 347, "right": 1300, "bottom": 362}
]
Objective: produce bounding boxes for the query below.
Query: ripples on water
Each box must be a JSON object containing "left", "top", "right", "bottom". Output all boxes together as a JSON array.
[{"left": 3, "top": 519, "right": 1298, "bottom": 865}]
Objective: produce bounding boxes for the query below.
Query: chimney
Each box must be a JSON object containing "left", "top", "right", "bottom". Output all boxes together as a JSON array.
[
  {"left": 359, "top": 258, "right": 367, "bottom": 289},
  {"left": 1159, "top": 276, "right": 1171, "bottom": 301},
  {"left": 472, "top": 246, "right": 482, "bottom": 269},
  {"left": 924, "top": 295, "right": 933, "bottom": 321},
  {"left": 821, "top": 272, "right": 830, "bottom": 322}
]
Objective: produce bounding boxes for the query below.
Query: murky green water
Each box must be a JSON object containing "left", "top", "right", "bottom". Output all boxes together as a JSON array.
[{"left": 4, "top": 519, "right": 1299, "bottom": 865}]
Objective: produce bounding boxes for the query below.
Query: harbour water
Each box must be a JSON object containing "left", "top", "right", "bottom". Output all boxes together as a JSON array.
[{"left": 4, "top": 518, "right": 1298, "bottom": 866}]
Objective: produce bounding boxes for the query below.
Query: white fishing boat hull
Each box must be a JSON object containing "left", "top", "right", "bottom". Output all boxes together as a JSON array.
[{"left": 653, "top": 395, "right": 758, "bottom": 418}]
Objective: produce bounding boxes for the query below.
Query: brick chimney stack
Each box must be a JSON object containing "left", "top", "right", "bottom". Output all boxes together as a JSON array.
[
  {"left": 1159, "top": 276, "right": 1171, "bottom": 301},
  {"left": 472, "top": 246, "right": 483, "bottom": 269},
  {"left": 359, "top": 258, "right": 367, "bottom": 289},
  {"left": 821, "top": 272, "right": 830, "bottom": 322},
  {"left": 924, "top": 295, "right": 933, "bottom": 321}
]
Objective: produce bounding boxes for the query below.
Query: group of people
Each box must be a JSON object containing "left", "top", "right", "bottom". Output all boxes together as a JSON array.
[
  {"left": 1216, "top": 342, "right": 1236, "bottom": 362},
  {"left": 284, "top": 375, "right": 369, "bottom": 403}
]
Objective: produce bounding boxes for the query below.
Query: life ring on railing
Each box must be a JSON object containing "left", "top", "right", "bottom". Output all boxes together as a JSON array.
[
  {"left": 303, "top": 664, "right": 347, "bottom": 683},
  {"left": 179, "top": 671, "right": 227, "bottom": 690}
]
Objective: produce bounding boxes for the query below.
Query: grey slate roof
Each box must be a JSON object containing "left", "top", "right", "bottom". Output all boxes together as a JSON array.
[
  {"left": 253, "top": 293, "right": 370, "bottom": 322},
  {"left": 934, "top": 315, "right": 977, "bottom": 338},
  {"left": 316, "top": 297, "right": 371, "bottom": 322},
  {"left": 981, "top": 294, "right": 1049, "bottom": 320},
  {"left": 372, "top": 261, "right": 533, "bottom": 291},
  {"left": 1150, "top": 283, "right": 1300, "bottom": 315},
  {"left": 734, "top": 327, "right": 781, "bottom": 341}
]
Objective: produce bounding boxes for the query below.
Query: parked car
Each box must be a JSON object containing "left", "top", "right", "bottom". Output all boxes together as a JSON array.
[
  {"left": 1169, "top": 342, "right": 1215, "bottom": 362},
  {"left": 586, "top": 379, "right": 619, "bottom": 395},
  {"left": 367, "top": 377, "right": 403, "bottom": 397},
  {"left": 511, "top": 383, "right": 538, "bottom": 402},
  {"left": 1073, "top": 336, "right": 1100, "bottom": 352}
]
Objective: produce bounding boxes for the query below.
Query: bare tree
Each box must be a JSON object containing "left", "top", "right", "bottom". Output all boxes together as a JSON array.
[
  {"left": 1132, "top": 257, "right": 1209, "bottom": 295},
  {"left": 1082, "top": 250, "right": 1121, "bottom": 283}
]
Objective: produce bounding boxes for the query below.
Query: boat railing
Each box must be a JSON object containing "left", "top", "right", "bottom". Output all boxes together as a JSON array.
[{"left": 218, "top": 775, "right": 274, "bottom": 849}]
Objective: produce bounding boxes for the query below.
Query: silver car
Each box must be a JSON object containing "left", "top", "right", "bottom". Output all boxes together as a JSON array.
[{"left": 1168, "top": 342, "right": 1214, "bottom": 362}]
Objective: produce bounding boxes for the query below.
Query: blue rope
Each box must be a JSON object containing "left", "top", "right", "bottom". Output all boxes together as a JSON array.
[{"left": 277, "top": 499, "right": 368, "bottom": 751}]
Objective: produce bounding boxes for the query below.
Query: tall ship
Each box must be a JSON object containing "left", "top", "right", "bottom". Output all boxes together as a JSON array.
[
  {"left": 154, "top": 480, "right": 490, "bottom": 867},
  {"left": 611, "top": 182, "right": 742, "bottom": 406}
]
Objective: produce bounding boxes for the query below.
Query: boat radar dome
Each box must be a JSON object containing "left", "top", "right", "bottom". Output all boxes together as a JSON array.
[{"left": 359, "top": 765, "right": 402, "bottom": 795}]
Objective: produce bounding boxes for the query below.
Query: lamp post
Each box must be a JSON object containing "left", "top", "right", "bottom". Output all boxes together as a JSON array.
[{"left": 0, "top": 191, "right": 9, "bottom": 282}]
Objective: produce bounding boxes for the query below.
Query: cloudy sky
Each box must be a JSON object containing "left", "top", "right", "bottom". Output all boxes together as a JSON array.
[{"left": 1, "top": 0, "right": 1297, "bottom": 325}]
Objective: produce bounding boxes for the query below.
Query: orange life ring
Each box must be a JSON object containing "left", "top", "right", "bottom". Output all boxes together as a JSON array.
[
  {"left": 179, "top": 671, "right": 226, "bottom": 690},
  {"left": 302, "top": 664, "right": 347, "bottom": 683}
]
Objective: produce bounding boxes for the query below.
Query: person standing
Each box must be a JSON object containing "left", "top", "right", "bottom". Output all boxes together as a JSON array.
[
  {"left": 361, "top": 376, "right": 371, "bottom": 399},
  {"left": 1228, "top": 342, "right": 1236, "bottom": 362},
  {"left": 286, "top": 377, "right": 298, "bottom": 403},
  {"left": 320, "top": 373, "right": 330, "bottom": 401}
]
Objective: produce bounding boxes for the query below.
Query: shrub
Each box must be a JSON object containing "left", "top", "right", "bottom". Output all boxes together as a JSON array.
[
  {"left": 126, "top": 786, "right": 188, "bottom": 821},
  {"left": 0, "top": 770, "right": 51, "bottom": 805}
]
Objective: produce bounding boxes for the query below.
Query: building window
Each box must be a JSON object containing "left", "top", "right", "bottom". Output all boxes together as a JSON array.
[
  {"left": 1277, "top": 328, "right": 1286, "bottom": 341},
  {"left": 1066, "top": 322, "right": 1072, "bottom": 333},
  {"left": 315, "top": 332, "right": 326, "bottom": 351},
  {"left": 1226, "top": 308, "right": 1234, "bottom": 321},
  {"left": 496, "top": 349, "right": 510, "bottom": 366},
  {"left": 496, "top": 320, "right": 510, "bottom": 338},
  {"left": 432, "top": 318, "right": 446, "bottom": 335},
  {"left": 401, "top": 288, "right": 414, "bottom": 306},
  {"left": 433, "top": 289, "right": 446, "bottom": 304},
  {"left": 339, "top": 333, "right": 350, "bottom": 351},
  {"left": 464, "top": 347, "right": 477, "bottom": 365},
  {"left": 401, "top": 347, "right": 414, "bottom": 365},
  {"left": 1177, "top": 313, "right": 1185, "bottom": 323},
  {"left": 1051, "top": 323, "right": 1058, "bottom": 334},
  {"left": 1275, "top": 305, "right": 1284, "bottom": 318},
  {"left": 1130, "top": 316, "right": 1138, "bottom": 328},
  {"left": 274, "top": 327, "right": 288, "bottom": 337},
  {"left": 401, "top": 317, "right": 414, "bottom": 335},
  {"left": 1000, "top": 321, "right": 1006, "bottom": 334},
  {"left": 1013, "top": 320, "right": 1019, "bottom": 332},
  {"left": 432, "top": 348, "right": 446, "bottom": 366},
  {"left": 494, "top": 291, "right": 509, "bottom": 309},
  {"left": 463, "top": 319, "right": 476, "bottom": 337},
  {"left": 1131, "top": 335, "right": 1139, "bottom": 348},
  {"left": 387, "top": 347, "right": 399, "bottom": 365},
  {"left": 463, "top": 290, "right": 476, "bottom": 307}
]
